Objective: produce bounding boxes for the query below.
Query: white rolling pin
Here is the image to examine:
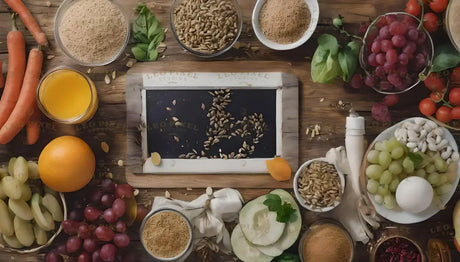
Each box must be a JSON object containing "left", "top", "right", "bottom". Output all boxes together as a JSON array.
[{"left": 345, "top": 112, "right": 365, "bottom": 194}]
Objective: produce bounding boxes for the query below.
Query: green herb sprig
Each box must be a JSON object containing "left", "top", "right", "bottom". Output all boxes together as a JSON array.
[
  {"left": 263, "top": 194, "right": 297, "bottom": 223},
  {"left": 131, "top": 4, "right": 164, "bottom": 61}
]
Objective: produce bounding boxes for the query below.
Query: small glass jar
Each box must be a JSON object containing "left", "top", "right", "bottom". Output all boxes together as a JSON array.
[
  {"left": 36, "top": 67, "right": 98, "bottom": 124},
  {"left": 140, "top": 208, "right": 193, "bottom": 262}
]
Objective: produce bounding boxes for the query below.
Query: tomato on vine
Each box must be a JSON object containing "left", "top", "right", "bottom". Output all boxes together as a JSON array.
[
  {"left": 424, "top": 72, "right": 446, "bottom": 92},
  {"left": 428, "top": 0, "right": 448, "bottom": 13},
  {"left": 419, "top": 98, "right": 437, "bottom": 116},
  {"left": 436, "top": 106, "right": 452, "bottom": 123},
  {"left": 430, "top": 92, "right": 444, "bottom": 102},
  {"left": 423, "top": 12, "right": 439, "bottom": 33},
  {"left": 451, "top": 107, "right": 460, "bottom": 120},
  {"left": 405, "top": 0, "right": 421, "bottom": 17},
  {"left": 449, "top": 88, "right": 460, "bottom": 106},
  {"left": 451, "top": 67, "right": 460, "bottom": 85}
]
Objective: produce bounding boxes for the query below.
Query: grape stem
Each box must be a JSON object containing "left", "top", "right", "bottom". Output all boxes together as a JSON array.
[{"left": 332, "top": 15, "right": 363, "bottom": 41}]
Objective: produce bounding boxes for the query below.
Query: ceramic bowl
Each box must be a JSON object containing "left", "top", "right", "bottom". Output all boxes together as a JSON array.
[
  {"left": 293, "top": 158, "right": 345, "bottom": 212},
  {"left": 252, "top": 0, "right": 319, "bottom": 50}
]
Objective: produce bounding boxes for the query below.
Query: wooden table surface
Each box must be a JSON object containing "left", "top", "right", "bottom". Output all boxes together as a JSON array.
[{"left": 0, "top": 0, "right": 459, "bottom": 261}]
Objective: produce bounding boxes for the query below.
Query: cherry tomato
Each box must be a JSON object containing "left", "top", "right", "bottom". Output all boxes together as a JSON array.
[
  {"left": 449, "top": 88, "right": 460, "bottom": 106},
  {"left": 405, "top": 0, "right": 421, "bottom": 17},
  {"left": 429, "top": 0, "right": 448, "bottom": 13},
  {"left": 430, "top": 91, "right": 444, "bottom": 102},
  {"left": 424, "top": 72, "right": 446, "bottom": 92},
  {"left": 436, "top": 106, "right": 452, "bottom": 123},
  {"left": 419, "top": 98, "right": 437, "bottom": 116},
  {"left": 451, "top": 67, "right": 460, "bottom": 84},
  {"left": 423, "top": 12, "right": 439, "bottom": 33},
  {"left": 451, "top": 107, "right": 460, "bottom": 120}
]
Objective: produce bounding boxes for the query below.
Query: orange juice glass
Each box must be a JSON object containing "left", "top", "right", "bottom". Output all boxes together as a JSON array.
[{"left": 37, "top": 67, "right": 98, "bottom": 124}]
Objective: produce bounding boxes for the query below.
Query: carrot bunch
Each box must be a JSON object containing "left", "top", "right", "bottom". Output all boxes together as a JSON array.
[{"left": 0, "top": 13, "right": 44, "bottom": 145}]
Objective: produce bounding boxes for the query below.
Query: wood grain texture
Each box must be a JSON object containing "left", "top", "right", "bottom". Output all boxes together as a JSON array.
[{"left": 0, "top": 0, "right": 459, "bottom": 261}]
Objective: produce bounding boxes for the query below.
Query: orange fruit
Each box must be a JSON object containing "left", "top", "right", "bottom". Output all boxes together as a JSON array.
[
  {"left": 266, "top": 157, "right": 292, "bottom": 181},
  {"left": 38, "top": 136, "right": 95, "bottom": 192}
]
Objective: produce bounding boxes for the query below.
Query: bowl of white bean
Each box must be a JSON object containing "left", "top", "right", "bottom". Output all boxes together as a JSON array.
[{"left": 360, "top": 117, "right": 460, "bottom": 224}]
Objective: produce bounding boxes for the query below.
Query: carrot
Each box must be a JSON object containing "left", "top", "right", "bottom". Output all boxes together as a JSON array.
[
  {"left": 3, "top": 0, "right": 48, "bottom": 46},
  {"left": 26, "top": 105, "right": 41, "bottom": 145},
  {"left": 0, "top": 61, "right": 4, "bottom": 88},
  {"left": 0, "top": 48, "right": 43, "bottom": 145},
  {"left": 0, "top": 14, "right": 26, "bottom": 128}
]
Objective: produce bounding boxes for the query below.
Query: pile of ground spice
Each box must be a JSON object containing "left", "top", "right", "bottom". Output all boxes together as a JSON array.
[
  {"left": 58, "top": 0, "right": 128, "bottom": 64},
  {"left": 302, "top": 224, "right": 352, "bottom": 262},
  {"left": 259, "top": 0, "right": 311, "bottom": 44},
  {"left": 142, "top": 211, "right": 191, "bottom": 258}
]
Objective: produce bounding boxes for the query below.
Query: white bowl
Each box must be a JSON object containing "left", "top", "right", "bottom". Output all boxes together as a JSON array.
[
  {"left": 293, "top": 157, "right": 345, "bottom": 212},
  {"left": 252, "top": 0, "right": 319, "bottom": 50}
]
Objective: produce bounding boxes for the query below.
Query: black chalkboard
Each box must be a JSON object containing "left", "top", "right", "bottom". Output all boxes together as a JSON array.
[{"left": 145, "top": 89, "right": 277, "bottom": 158}]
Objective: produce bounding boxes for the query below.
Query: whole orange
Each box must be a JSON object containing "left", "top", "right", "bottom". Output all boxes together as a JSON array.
[{"left": 38, "top": 136, "right": 95, "bottom": 192}]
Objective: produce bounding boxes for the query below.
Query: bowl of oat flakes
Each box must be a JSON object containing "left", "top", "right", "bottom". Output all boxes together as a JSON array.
[{"left": 293, "top": 158, "right": 345, "bottom": 212}]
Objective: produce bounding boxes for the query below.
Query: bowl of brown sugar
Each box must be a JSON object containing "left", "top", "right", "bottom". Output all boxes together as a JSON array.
[
  {"left": 252, "top": 0, "right": 319, "bottom": 50},
  {"left": 140, "top": 208, "right": 193, "bottom": 262},
  {"left": 54, "top": 0, "right": 130, "bottom": 66}
]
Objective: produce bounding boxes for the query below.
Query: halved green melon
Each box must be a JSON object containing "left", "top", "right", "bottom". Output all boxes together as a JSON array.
[{"left": 231, "top": 224, "right": 274, "bottom": 262}]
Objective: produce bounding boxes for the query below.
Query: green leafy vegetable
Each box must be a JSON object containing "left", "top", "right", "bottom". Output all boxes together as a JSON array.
[
  {"left": 132, "top": 4, "right": 164, "bottom": 61},
  {"left": 408, "top": 152, "right": 423, "bottom": 167},
  {"left": 263, "top": 194, "right": 297, "bottom": 223},
  {"left": 275, "top": 252, "right": 301, "bottom": 262},
  {"left": 311, "top": 34, "right": 359, "bottom": 83},
  {"left": 432, "top": 43, "right": 460, "bottom": 72}
]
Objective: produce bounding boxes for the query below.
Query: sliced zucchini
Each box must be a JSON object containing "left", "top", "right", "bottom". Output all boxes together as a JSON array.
[
  {"left": 9, "top": 199, "right": 33, "bottom": 221},
  {"left": 231, "top": 224, "right": 274, "bottom": 262},
  {"left": 255, "top": 244, "right": 283, "bottom": 257},
  {"left": 239, "top": 195, "right": 285, "bottom": 246},
  {"left": 14, "top": 216, "right": 34, "bottom": 247}
]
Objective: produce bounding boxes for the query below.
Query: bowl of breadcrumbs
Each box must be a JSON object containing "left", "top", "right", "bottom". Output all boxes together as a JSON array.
[{"left": 252, "top": 0, "right": 319, "bottom": 50}]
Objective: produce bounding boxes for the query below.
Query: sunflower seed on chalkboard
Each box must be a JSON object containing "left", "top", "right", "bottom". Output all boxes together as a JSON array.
[
  {"left": 172, "top": 117, "right": 179, "bottom": 122},
  {"left": 174, "top": 136, "right": 180, "bottom": 142}
]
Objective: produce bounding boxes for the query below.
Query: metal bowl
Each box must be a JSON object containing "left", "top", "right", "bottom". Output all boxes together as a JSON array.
[
  {"left": 170, "top": 0, "right": 243, "bottom": 58},
  {"left": 54, "top": 0, "right": 130, "bottom": 66},
  {"left": 0, "top": 192, "right": 67, "bottom": 254},
  {"left": 293, "top": 158, "right": 345, "bottom": 212},
  {"left": 140, "top": 208, "right": 193, "bottom": 262},
  {"left": 359, "top": 12, "right": 434, "bottom": 94}
]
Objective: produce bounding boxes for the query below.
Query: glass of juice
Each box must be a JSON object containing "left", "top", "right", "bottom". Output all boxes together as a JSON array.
[{"left": 37, "top": 67, "right": 98, "bottom": 124}]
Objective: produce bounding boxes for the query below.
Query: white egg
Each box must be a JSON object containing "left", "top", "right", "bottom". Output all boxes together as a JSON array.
[{"left": 395, "top": 176, "right": 433, "bottom": 213}]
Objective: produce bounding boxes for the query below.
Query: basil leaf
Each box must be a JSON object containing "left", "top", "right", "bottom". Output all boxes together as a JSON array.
[
  {"left": 432, "top": 43, "right": 460, "bottom": 72},
  {"left": 318, "top": 34, "right": 339, "bottom": 55},
  {"left": 132, "top": 43, "right": 149, "bottom": 61},
  {"left": 408, "top": 152, "right": 423, "bottom": 167},
  {"left": 338, "top": 45, "right": 358, "bottom": 82},
  {"left": 347, "top": 41, "right": 360, "bottom": 56},
  {"left": 148, "top": 48, "right": 159, "bottom": 61},
  {"left": 147, "top": 18, "right": 161, "bottom": 41},
  {"left": 263, "top": 194, "right": 282, "bottom": 212},
  {"left": 275, "top": 252, "right": 301, "bottom": 262}
]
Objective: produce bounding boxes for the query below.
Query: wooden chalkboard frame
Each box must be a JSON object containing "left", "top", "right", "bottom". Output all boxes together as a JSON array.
[{"left": 126, "top": 68, "right": 298, "bottom": 188}]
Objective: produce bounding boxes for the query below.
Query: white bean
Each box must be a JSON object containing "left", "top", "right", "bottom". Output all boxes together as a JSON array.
[
  {"left": 427, "top": 137, "right": 436, "bottom": 145},
  {"left": 428, "top": 142, "right": 438, "bottom": 152},
  {"left": 441, "top": 151, "right": 451, "bottom": 160},
  {"left": 438, "top": 139, "right": 448, "bottom": 149},
  {"left": 422, "top": 142, "right": 427, "bottom": 152},
  {"left": 407, "top": 142, "right": 417, "bottom": 148},
  {"left": 415, "top": 118, "right": 425, "bottom": 125},
  {"left": 452, "top": 151, "right": 460, "bottom": 161},
  {"left": 413, "top": 147, "right": 419, "bottom": 152},
  {"left": 434, "top": 128, "right": 444, "bottom": 136},
  {"left": 436, "top": 135, "right": 442, "bottom": 144},
  {"left": 447, "top": 158, "right": 452, "bottom": 164},
  {"left": 420, "top": 129, "right": 427, "bottom": 138}
]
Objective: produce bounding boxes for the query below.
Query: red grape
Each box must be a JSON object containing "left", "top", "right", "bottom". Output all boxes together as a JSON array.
[
  {"left": 379, "top": 81, "right": 393, "bottom": 91},
  {"left": 379, "top": 25, "right": 391, "bottom": 39},
  {"left": 83, "top": 238, "right": 100, "bottom": 253},
  {"left": 73, "top": 199, "right": 86, "bottom": 209},
  {"left": 69, "top": 209, "right": 84, "bottom": 222},
  {"left": 372, "top": 103, "right": 391, "bottom": 122},
  {"left": 62, "top": 219, "right": 79, "bottom": 235},
  {"left": 78, "top": 252, "right": 91, "bottom": 262},
  {"left": 115, "top": 220, "right": 127, "bottom": 233},
  {"left": 95, "top": 225, "right": 114, "bottom": 242},
  {"left": 92, "top": 249, "right": 103, "bottom": 262},
  {"left": 66, "top": 236, "right": 82, "bottom": 254},
  {"left": 367, "top": 53, "right": 378, "bottom": 67},
  {"left": 56, "top": 244, "right": 68, "bottom": 255},
  {"left": 380, "top": 40, "right": 393, "bottom": 52},
  {"left": 386, "top": 49, "right": 398, "bottom": 65},
  {"left": 84, "top": 206, "right": 101, "bottom": 221},
  {"left": 112, "top": 198, "right": 126, "bottom": 218},
  {"left": 389, "top": 21, "right": 408, "bottom": 35},
  {"left": 100, "top": 243, "right": 117, "bottom": 262},
  {"left": 383, "top": 62, "right": 396, "bottom": 73},
  {"left": 375, "top": 66, "right": 386, "bottom": 78},
  {"left": 103, "top": 208, "right": 118, "bottom": 223},
  {"left": 382, "top": 94, "right": 399, "bottom": 106},
  {"left": 135, "top": 204, "right": 149, "bottom": 222},
  {"left": 78, "top": 223, "right": 92, "bottom": 239},
  {"left": 407, "top": 28, "right": 418, "bottom": 42},
  {"left": 385, "top": 14, "right": 397, "bottom": 25},
  {"left": 399, "top": 53, "right": 409, "bottom": 65},
  {"left": 90, "top": 190, "right": 104, "bottom": 205},
  {"left": 101, "top": 194, "right": 115, "bottom": 207},
  {"left": 45, "top": 252, "right": 63, "bottom": 262},
  {"left": 391, "top": 35, "right": 406, "bottom": 48},
  {"left": 371, "top": 41, "right": 381, "bottom": 53},
  {"left": 403, "top": 41, "right": 416, "bottom": 55},
  {"left": 364, "top": 75, "right": 378, "bottom": 87},
  {"left": 101, "top": 179, "right": 116, "bottom": 193},
  {"left": 115, "top": 184, "right": 134, "bottom": 199},
  {"left": 113, "top": 233, "right": 130, "bottom": 248},
  {"left": 376, "top": 53, "right": 386, "bottom": 65},
  {"left": 416, "top": 31, "right": 427, "bottom": 45},
  {"left": 387, "top": 73, "right": 402, "bottom": 87},
  {"left": 350, "top": 74, "right": 363, "bottom": 89}
]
